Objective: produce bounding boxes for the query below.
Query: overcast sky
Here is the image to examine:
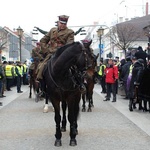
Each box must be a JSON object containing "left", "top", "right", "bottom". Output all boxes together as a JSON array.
[{"left": 0, "top": 0, "right": 147, "bottom": 39}]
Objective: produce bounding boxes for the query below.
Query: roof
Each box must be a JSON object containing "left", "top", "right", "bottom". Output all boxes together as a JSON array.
[{"left": 116, "top": 15, "right": 150, "bottom": 41}]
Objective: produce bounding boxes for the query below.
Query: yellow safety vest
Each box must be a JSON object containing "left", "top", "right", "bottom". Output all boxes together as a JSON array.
[
  {"left": 129, "top": 64, "right": 133, "bottom": 75},
  {"left": 5, "top": 65, "right": 13, "bottom": 77},
  {"left": 23, "top": 64, "right": 27, "bottom": 73},
  {"left": 98, "top": 64, "right": 106, "bottom": 76},
  {"left": 16, "top": 66, "right": 23, "bottom": 76}
]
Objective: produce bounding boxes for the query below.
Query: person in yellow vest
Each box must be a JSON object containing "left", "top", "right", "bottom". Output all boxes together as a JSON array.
[
  {"left": 98, "top": 59, "right": 106, "bottom": 93},
  {"left": 15, "top": 61, "right": 23, "bottom": 93},
  {"left": 22, "top": 61, "right": 28, "bottom": 85},
  {"left": 4, "top": 61, "right": 14, "bottom": 91}
]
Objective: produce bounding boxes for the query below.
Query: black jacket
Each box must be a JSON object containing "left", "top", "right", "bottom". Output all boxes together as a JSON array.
[{"left": 129, "top": 60, "right": 144, "bottom": 99}]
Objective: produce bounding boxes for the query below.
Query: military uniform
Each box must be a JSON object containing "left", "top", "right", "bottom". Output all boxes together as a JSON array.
[
  {"left": 37, "top": 15, "right": 74, "bottom": 79},
  {"left": 29, "top": 45, "right": 43, "bottom": 70}
]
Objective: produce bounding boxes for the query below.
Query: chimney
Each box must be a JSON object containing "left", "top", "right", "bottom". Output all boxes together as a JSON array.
[{"left": 146, "top": 2, "right": 148, "bottom": 16}]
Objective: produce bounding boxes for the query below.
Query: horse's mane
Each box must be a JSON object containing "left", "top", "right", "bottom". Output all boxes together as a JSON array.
[{"left": 54, "top": 42, "right": 76, "bottom": 58}]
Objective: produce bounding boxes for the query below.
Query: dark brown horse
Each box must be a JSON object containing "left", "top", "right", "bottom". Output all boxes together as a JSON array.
[
  {"left": 81, "top": 51, "right": 99, "bottom": 112},
  {"left": 42, "top": 42, "right": 91, "bottom": 146},
  {"left": 28, "top": 58, "right": 42, "bottom": 102}
]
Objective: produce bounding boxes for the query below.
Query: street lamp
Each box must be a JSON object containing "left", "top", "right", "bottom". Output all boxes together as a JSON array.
[
  {"left": 17, "top": 26, "right": 23, "bottom": 61},
  {"left": 97, "top": 27, "right": 104, "bottom": 61}
]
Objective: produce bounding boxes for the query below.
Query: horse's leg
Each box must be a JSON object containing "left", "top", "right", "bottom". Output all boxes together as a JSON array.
[
  {"left": 138, "top": 99, "right": 143, "bottom": 111},
  {"left": 61, "top": 101, "right": 67, "bottom": 132},
  {"left": 129, "top": 98, "right": 133, "bottom": 111},
  {"left": 81, "top": 93, "right": 86, "bottom": 112},
  {"left": 29, "top": 79, "right": 32, "bottom": 98},
  {"left": 53, "top": 101, "right": 62, "bottom": 147},
  {"left": 143, "top": 100, "right": 148, "bottom": 112},
  {"left": 43, "top": 93, "right": 49, "bottom": 113},
  {"left": 67, "top": 94, "right": 80, "bottom": 146}
]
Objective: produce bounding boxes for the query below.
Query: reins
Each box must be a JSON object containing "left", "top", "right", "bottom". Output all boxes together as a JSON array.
[{"left": 47, "top": 41, "right": 89, "bottom": 92}]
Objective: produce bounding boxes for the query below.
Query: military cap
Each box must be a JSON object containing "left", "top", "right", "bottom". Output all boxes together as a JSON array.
[
  {"left": 36, "top": 42, "right": 40, "bottom": 46},
  {"left": 58, "top": 15, "right": 69, "bottom": 24}
]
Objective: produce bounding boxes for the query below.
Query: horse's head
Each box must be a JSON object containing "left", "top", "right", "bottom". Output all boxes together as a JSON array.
[{"left": 75, "top": 40, "right": 93, "bottom": 73}]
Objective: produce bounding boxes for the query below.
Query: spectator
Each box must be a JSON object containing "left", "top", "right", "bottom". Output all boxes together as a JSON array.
[
  {"left": 98, "top": 59, "right": 106, "bottom": 93},
  {"left": 4, "top": 61, "right": 14, "bottom": 91},
  {"left": 103, "top": 59, "right": 119, "bottom": 102},
  {"left": 135, "top": 46, "right": 148, "bottom": 67},
  {"left": 15, "top": 61, "right": 23, "bottom": 93},
  {"left": 120, "top": 56, "right": 132, "bottom": 99}
]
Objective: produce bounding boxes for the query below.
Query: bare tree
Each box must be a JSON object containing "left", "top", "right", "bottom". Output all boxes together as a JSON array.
[
  {"left": 107, "top": 23, "right": 143, "bottom": 56},
  {"left": 0, "top": 28, "right": 7, "bottom": 63}
]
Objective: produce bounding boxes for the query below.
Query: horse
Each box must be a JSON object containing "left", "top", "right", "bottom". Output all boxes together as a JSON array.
[
  {"left": 81, "top": 52, "right": 99, "bottom": 112},
  {"left": 42, "top": 41, "right": 91, "bottom": 146},
  {"left": 28, "top": 58, "right": 42, "bottom": 102}
]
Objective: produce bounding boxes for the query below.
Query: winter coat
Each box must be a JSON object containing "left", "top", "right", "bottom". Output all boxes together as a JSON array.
[
  {"left": 120, "top": 61, "right": 132, "bottom": 82},
  {"left": 138, "top": 64, "right": 150, "bottom": 100},
  {"left": 128, "top": 60, "right": 144, "bottom": 99},
  {"left": 105, "top": 65, "right": 118, "bottom": 84}
]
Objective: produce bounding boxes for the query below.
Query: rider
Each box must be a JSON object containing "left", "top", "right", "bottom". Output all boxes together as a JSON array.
[
  {"left": 36, "top": 15, "right": 74, "bottom": 81},
  {"left": 29, "top": 42, "right": 43, "bottom": 76}
]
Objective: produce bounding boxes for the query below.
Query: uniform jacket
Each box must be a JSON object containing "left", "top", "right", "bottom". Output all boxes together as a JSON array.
[
  {"left": 105, "top": 65, "right": 118, "bottom": 84},
  {"left": 31, "top": 47, "right": 43, "bottom": 61},
  {"left": 40, "top": 27, "right": 74, "bottom": 55}
]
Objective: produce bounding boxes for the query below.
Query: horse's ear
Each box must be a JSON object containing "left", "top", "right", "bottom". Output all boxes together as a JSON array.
[
  {"left": 89, "top": 39, "right": 92, "bottom": 45},
  {"left": 96, "top": 53, "right": 99, "bottom": 59}
]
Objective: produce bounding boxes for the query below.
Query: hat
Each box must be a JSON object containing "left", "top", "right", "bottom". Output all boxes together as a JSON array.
[
  {"left": 36, "top": 42, "right": 40, "bottom": 46},
  {"left": 137, "top": 46, "right": 143, "bottom": 51},
  {"left": 58, "top": 15, "right": 69, "bottom": 24}
]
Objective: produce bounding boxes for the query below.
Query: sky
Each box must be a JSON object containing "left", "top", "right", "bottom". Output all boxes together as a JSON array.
[{"left": 0, "top": 0, "right": 148, "bottom": 40}]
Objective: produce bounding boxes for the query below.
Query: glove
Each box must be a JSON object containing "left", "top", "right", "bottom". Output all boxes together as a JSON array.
[{"left": 134, "top": 82, "right": 140, "bottom": 86}]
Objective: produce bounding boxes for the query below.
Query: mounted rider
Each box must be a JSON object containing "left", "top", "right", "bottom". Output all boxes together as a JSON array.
[
  {"left": 29, "top": 42, "right": 43, "bottom": 76},
  {"left": 36, "top": 15, "right": 74, "bottom": 80}
]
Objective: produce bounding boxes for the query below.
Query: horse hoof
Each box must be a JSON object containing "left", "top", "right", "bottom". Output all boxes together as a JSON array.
[
  {"left": 82, "top": 108, "right": 86, "bottom": 112},
  {"left": 129, "top": 108, "right": 133, "bottom": 111},
  {"left": 70, "top": 139, "right": 77, "bottom": 146},
  {"left": 35, "top": 95, "right": 39, "bottom": 103},
  {"left": 87, "top": 108, "right": 92, "bottom": 112},
  {"left": 43, "top": 105, "right": 49, "bottom": 113},
  {"left": 43, "top": 108, "right": 49, "bottom": 113},
  {"left": 61, "top": 127, "right": 66, "bottom": 132},
  {"left": 54, "top": 139, "right": 62, "bottom": 147}
]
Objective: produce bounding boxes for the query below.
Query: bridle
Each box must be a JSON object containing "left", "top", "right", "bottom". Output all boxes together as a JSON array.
[{"left": 47, "top": 41, "right": 89, "bottom": 91}]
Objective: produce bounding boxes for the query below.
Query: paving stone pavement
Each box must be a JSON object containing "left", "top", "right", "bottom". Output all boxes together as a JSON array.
[{"left": 0, "top": 84, "right": 150, "bottom": 150}]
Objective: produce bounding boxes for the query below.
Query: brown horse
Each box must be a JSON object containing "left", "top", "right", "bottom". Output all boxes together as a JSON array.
[
  {"left": 28, "top": 58, "right": 42, "bottom": 102},
  {"left": 82, "top": 52, "right": 99, "bottom": 112},
  {"left": 42, "top": 42, "right": 91, "bottom": 146}
]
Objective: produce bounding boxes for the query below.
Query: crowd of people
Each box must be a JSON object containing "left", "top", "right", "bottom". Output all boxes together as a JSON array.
[
  {"left": 98, "top": 45, "right": 150, "bottom": 111},
  {"left": 0, "top": 60, "right": 28, "bottom": 106}
]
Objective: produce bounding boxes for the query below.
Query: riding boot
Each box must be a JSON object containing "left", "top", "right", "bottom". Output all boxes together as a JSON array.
[{"left": 29, "top": 69, "right": 33, "bottom": 77}]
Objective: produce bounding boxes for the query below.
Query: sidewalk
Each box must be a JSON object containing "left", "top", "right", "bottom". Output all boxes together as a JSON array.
[
  {"left": 94, "top": 83, "right": 150, "bottom": 137},
  {"left": 0, "top": 85, "right": 29, "bottom": 110}
]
